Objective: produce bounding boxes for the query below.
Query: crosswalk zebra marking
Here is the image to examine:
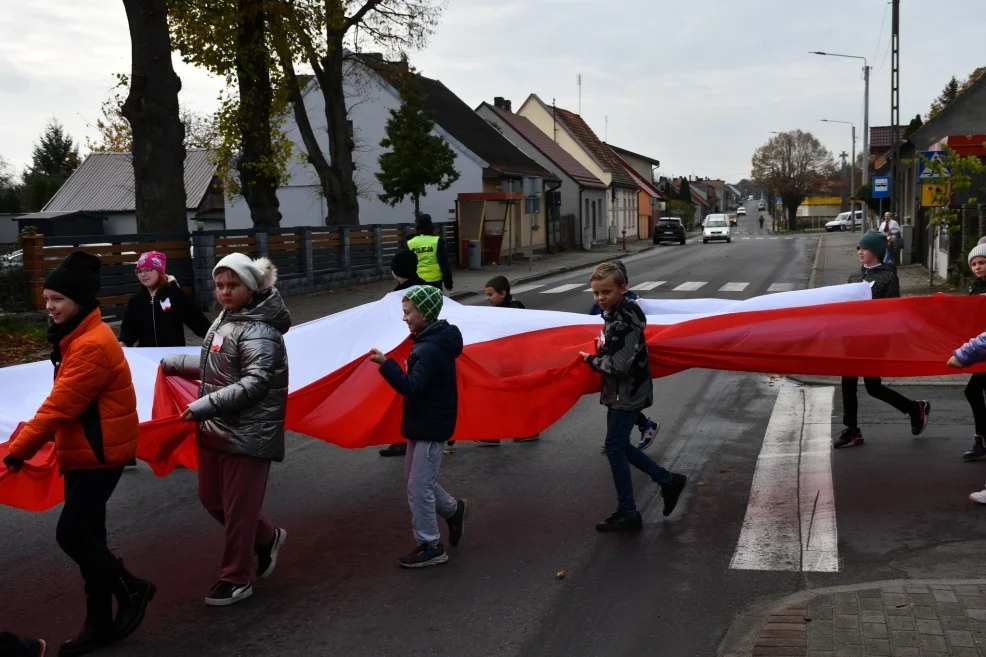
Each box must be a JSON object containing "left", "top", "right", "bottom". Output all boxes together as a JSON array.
[
  {"left": 511, "top": 283, "right": 546, "bottom": 295},
  {"left": 768, "top": 283, "right": 794, "bottom": 292},
  {"left": 673, "top": 282, "right": 707, "bottom": 292},
  {"left": 541, "top": 283, "right": 584, "bottom": 294},
  {"left": 718, "top": 282, "right": 749, "bottom": 292},
  {"left": 634, "top": 281, "right": 666, "bottom": 291}
]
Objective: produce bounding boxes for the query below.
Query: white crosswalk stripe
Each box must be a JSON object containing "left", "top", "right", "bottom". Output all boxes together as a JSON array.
[
  {"left": 718, "top": 282, "right": 749, "bottom": 292},
  {"left": 767, "top": 283, "right": 794, "bottom": 292},
  {"left": 673, "top": 281, "right": 707, "bottom": 292},
  {"left": 541, "top": 283, "right": 584, "bottom": 294},
  {"left": 510, "top": 283, "right": 546, "bottom": 295},
  {"left": 634, "top": 281, "right": 666, "bottom": 291}
]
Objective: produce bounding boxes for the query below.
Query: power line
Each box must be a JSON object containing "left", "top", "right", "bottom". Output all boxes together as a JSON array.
[{"left": 871, "top": 0, "right": 890, "bottom": 64}]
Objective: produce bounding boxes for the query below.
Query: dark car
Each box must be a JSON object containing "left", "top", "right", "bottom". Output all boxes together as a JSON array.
[{"left": 654, "top": 218, "right": 687, "bottom": 245}]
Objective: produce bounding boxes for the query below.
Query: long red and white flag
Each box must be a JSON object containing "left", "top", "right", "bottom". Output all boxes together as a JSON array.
[{"left": 2, "top": 283, "right": 984, "bottom": 511}]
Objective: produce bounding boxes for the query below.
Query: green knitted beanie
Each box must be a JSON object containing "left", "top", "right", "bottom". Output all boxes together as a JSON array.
[
  {"left": 857, "top": 230, "right": 887, "bottom": 262},
  {"left": 404, "top": 285, "right": 444, "bottom": 322}
]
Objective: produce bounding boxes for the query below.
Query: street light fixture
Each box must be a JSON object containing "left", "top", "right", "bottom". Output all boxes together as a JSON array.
[
  {"left": 811, "top": 51, "right": 870, "bottom": 190},
  {"left": 820, "top": 119, "right": 859, "bottom": 232}
]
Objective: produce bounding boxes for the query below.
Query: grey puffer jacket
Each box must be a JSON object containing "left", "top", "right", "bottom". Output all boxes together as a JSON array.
[{"left": 161, "top": 288, "right": 291, "bottom": 461}]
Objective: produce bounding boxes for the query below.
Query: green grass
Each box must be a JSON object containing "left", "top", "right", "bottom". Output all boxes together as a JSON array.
[{"left": 0, "top": 313, "right": 47, "bottom": 341}]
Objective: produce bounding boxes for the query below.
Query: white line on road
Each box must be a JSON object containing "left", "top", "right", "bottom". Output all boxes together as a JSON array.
[
  {"left": 768, "top": 283, "right": 795, "bottom": 292},
  {"left": 634, "top": 281, "right": 667, "bottom": 291},
  {"left": 541, "top": 283, "right": 584, "bottom": 294},
  {"left": 673, "top": 281, "right": 707, "bottom": 291},
  {"left": 510, "top": 284, "right": 546, "bottom": 295},
  {"left": 718, "top": 282, "right": 749, "bottom": 292},
  {"left": 729, "top": 386, "right": 838, "bottom": 573}
]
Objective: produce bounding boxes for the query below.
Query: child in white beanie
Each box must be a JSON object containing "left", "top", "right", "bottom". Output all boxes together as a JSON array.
[{"left": 161, "top": 252, "right": 292, "bottom": 605}]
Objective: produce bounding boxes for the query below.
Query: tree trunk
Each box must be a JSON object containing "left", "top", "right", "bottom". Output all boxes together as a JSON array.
[
  {"left": 785, "top": 201, "right": 799, "bottom": 231},
  {"left": 321, "top": 39, "right": 361, "bottom": 226},
  {"left": 121, "top": 0, "right": 187, "bottom": 234},
  {"left": 235, "top": 0, "right": 281, "bottom": 229},
  {"left": 414, "top": 194, "right": 420, "bottom": 218}
]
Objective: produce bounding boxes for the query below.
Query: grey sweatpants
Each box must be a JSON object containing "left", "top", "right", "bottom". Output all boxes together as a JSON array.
[{"left": 405, "top": 440, "right": 457, "bottom": 547}]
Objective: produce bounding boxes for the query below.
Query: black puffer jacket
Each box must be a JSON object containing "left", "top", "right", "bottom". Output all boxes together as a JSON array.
[
  {"left": 970, "top": 277, "right": 986, "bottom": 296},
  {"left": 379, "top": 320, "right": 464, "bottom": 442},
  {"left": 847, "top": 263, "right": 900, "bottom": 300},
  {"left": 119, "top": 278, "right": 211, "bottom": 347},
  {"left": 503, "top": 294, "right": 525, "bottom": 309},
  {"left": 587, "top": 296, "right": 653, "bottom": 411}
]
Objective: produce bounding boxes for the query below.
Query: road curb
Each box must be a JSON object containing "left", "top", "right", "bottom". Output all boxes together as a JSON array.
[
  {"left": 718, "top": 578, "right": 986, "bottom": 657},
  {"left": 785, "top": 374, "right": 968, "bottom": 387},
  {"left": 807, "top": 233, "right": 824, "bottom": 289},
  {"left": 448, "top": 244, "right": 660, "bottom": 301}
]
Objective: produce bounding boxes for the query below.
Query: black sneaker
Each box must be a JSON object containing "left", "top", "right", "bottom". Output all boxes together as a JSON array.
[
  {"left": 204, "top": 580, "right": 253, "bottom": 607},
  {"left": 379, "top": 443, "right": 406, "bottom": 457},
  {"left": 478, "top": 440, "right": 501, "bottom": 446},
  {"left": 446, "top": 499, "right": 468, "bottom": 546},
  {"left": 595, "top": 510, "right": 643, "bottom": 532},
  {"left": 963, "top": 435, "right": 986, "bottom": 461},
  {"left": 398, "top": 543, "right": 449, "bottom": 569},
  {"left": 257, "top": 527, "right": 287, "bottom": 579},
  {"left": 911, "top": 400, "right": 931, "bottom": 435},
  {"left": 660, "top": 474, "right": 687, "bottom": 517},
  {"left": 833, "top": 427, "right": 863, "bottom": 449}
]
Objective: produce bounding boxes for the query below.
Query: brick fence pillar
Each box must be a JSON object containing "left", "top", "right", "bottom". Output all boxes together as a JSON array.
[{"left": 20, "top": 233, "right": 45, "bottom": 311}]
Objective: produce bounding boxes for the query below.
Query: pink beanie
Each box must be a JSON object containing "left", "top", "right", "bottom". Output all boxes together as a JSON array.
[{"left": 136, "top": 251, "right": 167, "bottom": 274}]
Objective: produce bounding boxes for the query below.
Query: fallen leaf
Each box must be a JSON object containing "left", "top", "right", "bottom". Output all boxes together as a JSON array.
[
  {"left": 718, "top": 467, "right": 730, "bottom": 474},
  {"left": 804, "top": 617, "right": 812, "bottom": 622},
  {"left": 555, "top": 570, "right": 566, "bottom": 580},
  {"left": 697, "top": 481, "right": 707, "bottom": 487}
]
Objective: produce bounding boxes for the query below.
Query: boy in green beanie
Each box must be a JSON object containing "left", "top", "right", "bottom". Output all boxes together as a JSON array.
[
  {"left": 370, "top": 286, "right": 468, "bottom": 567},
  {"left": 835, "top": 231, "right": 930, "bottom": 448}
]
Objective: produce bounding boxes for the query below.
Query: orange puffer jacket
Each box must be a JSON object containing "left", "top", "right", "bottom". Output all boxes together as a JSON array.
[{"left": 9, "top": 310, "right": 139, "bottom": 470}]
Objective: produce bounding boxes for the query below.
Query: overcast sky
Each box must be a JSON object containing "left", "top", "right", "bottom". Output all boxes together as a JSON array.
[{"left": 2, "top": 0, "right": 984, "bottom": 184}]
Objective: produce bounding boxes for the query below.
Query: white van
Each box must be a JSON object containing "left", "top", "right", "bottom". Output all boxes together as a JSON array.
[{"left": 703, "top": 214, "right": 731, "bottom": 244}]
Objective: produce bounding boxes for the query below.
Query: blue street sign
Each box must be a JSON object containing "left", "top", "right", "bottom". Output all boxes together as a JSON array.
[
  {"left": 918, "top": 151, "right": 950, "bottom": 180},
  {"left": 872, "top": 176, "right": 890, "bottom": 198}
]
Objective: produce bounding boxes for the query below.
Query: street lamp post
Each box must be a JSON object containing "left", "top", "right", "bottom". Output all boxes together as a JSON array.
[
  {"left": 811, "top": 52, "right": 870, "bottom": 189},
  {"left": 821, "top": 119, "right": 857, "bottom": 232}
]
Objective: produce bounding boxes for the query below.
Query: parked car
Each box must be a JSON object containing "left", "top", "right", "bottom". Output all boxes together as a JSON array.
[
  {"left": 703, "top": 214, "right": 731, "bottom": 244},
  {"left": 825, "top": 210, "right": 864, "bottom": 232},
  {"left": 0, "top": 250, "right": 23, "bottom": 270},
  {"left": 736, "top": 206, "right": 746, "bottom": 216},
  {"left": 654, "top": 217, "right": 686, "bottom": 245}
]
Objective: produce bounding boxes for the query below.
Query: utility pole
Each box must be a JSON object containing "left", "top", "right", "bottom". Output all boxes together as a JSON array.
[
  {"left": 890, "top": 0, "right": 901, "bottom": 216},
  {"left": 577, "top": 74, "right": 582, "bottom": 115},
  {"left": 839, "top": 150, "right": 849, "bottom": 212},
  {"left": 850, "top": 124, "right": 857, "bottom": 233}
]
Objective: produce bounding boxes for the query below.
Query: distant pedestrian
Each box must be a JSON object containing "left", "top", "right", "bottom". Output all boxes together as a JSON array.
[
  {"left": 834, "top": 231, "right": 930, "bottom": 449},
  {"left": 589, "top": 261, "right": 660, "bottom": 452},
  {"left": 479, "top": 275, "right": 538, "bottom": 445},
  {"left": 161, "top": 253, "right": 291, "bottom": 607},
  {"left": 0, "top": 632, "right": 45, "bottom": 657},
  {"left": 119, "top": 250, "right": 211, "bottom": 348},
  {"left": 406, "top": 213, "right": 454, "bottom": 291},
  {"left": 944, "top": 238, "right": 986, "bottom": 462},
  {"left": 370, "top": 285, "right": 468, "bottom": 567},
  {"left": 379, "top": 250, "right": 428, "bottom": 458},
  {"left": 580, "top": 262, "right": 687, "bottom": 532},
  {"left": 2, "top": 251, "right": 155, "bottom": 655},
  {"left": 879, "top": 212, "right": 902, "bottom": 265}
]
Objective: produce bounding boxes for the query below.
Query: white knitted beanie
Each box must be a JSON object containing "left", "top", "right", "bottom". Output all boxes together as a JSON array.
[
  {"left": 968, "top": 237, "right": 986, "bottom": 265},
  {"left": 213, "top": 253, "right": 278, "bottom": 292}
]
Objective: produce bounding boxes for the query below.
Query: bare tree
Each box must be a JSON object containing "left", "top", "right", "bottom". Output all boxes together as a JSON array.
[
  {"left": 752, "top": 130, "right": 835, "bottom": 230},
  {"left": 122, "top": 0, "right": 188, "bottom": 234}
]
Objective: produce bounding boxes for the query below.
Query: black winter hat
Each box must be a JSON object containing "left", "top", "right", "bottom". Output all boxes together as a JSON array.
[
  {"left": 416, "top": 213, "right": 433, "bottom": 231},
  {"left": 391, "top": 249, "right": 419, "bottom": 280},
  {"left": 44, "top": 251, "right": 101, "bottom": 306}
]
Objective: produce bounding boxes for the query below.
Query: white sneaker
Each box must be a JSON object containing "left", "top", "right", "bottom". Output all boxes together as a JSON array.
[
  {"left": 638, "top": 421, "right": 661, "bottom": 451},
  {"left": 970, "top": 486, "right": 986, "bottom": 504}
]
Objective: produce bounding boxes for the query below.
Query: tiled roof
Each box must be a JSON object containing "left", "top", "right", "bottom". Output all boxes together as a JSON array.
[
  {"left": 609, "top": 148, "right": 663, "bottom": 199},
  {"left": 43, "top": 149, "right": 216, "bottom": 213},
  {"left": 358, "top": 56, "right": 554, "bottom": 180},
  {"left": 609, "top": 144, "right": 660, "bottom": 167},
  {"left": 869, "top": 126, "right": 900, "bottom": 151},
  {"left": 548, "top": 105, "right": 638, "bottom": 189},
  {"left": 482, "top": 104, "right": 606, "bottom": 190}
]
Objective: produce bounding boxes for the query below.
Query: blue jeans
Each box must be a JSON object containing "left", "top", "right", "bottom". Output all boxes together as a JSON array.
[
  {"left": 605, "top": 408, "right": 672, "bottom": 515},
  {"left": 405, "top": 440, "right": 457, "bottom": 547}
]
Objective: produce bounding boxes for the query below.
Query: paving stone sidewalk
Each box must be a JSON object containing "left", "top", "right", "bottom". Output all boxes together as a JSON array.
[{"left": 729, "top": 580, "right": 986, "bottom": 657}]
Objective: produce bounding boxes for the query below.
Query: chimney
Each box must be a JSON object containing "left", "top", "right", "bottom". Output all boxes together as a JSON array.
[
  {"left": 504, "top": 99, "right": 512, "bottom": 112},
  {"left": 494, "top": 96, "right": 505, "bottom": 109}
]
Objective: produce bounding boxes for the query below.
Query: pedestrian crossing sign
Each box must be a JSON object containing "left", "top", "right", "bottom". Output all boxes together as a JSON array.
[
  {"left": 918, "top": 151, "right": 950, "bottom": 180},
  {"left": 921, "top": 183, "right": 947, "bottom": 207}
]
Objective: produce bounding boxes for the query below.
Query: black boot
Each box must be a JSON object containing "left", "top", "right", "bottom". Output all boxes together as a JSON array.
[
  {"left": 110, "top": 568, "right": 155, "bottom": 642},
  {"left": 59, "top": 588, "right": 114, "bottom": 656}
]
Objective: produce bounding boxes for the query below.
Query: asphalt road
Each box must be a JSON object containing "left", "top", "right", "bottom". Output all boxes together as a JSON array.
[{"left": 3, "top": 202, "right": 984, "bottom": 656}]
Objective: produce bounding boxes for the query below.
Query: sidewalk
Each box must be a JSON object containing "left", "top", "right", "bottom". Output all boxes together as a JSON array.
[
  {"left": 720, "top": 579, "right": 986, "bottom": 657},
  {"left": 795, "top": 230, "right": 964, "bottom": 388},
  {"left": 281, "top": 237, "right": 664, "bottom": 324}
]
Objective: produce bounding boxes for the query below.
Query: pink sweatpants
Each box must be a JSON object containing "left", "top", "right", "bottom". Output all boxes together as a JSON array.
[{"left": 198, "top": 446, "right": 277, "bottom": 585}]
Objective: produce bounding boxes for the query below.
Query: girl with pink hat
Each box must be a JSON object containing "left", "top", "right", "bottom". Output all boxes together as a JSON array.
[{"left": 119, "top": 250, "right": 211, "bottom": 349}]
